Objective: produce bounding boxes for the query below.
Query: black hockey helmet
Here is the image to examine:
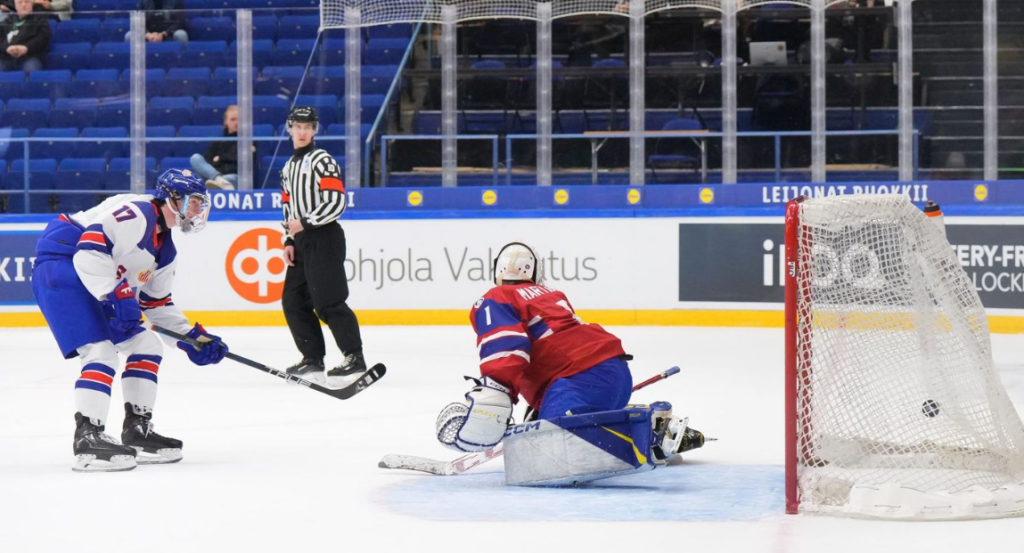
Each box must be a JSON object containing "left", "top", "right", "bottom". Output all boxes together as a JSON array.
[{"left": 287, "top": 106, "right": 319, "bottom": 132}]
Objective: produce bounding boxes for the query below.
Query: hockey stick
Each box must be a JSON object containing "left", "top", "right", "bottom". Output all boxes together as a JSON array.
[
  {"left": 379, "top": 365, "right": 681, "bottom": 476},
  {"left": 152, "top": 326, "right": 387, "bottom": 401}
]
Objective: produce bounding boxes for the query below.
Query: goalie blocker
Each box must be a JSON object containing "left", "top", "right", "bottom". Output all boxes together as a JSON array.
[{"left": 503, "top": 402, "right": 706, "bottom": 486}]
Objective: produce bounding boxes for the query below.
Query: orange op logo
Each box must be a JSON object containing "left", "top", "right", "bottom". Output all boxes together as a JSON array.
[{"left": 226, "top": 228, "right": 288, "bottom": 304}]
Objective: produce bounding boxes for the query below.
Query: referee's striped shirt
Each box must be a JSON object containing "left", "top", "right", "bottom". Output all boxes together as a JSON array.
[{"left": 281, "top": 142, "right": 346, "bottom": 245}]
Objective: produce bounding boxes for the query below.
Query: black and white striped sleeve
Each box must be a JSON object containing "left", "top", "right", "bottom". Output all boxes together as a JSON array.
[{"left": 302, "top": 151, "right": 346, "bottom": 228}]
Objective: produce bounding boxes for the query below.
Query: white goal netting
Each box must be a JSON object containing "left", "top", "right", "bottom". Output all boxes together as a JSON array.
[
  {"left": 319, "top": 0, "right": 871, "bottom": 28},
  {"left": 789, "top": 195, "right": 1024, "bottom": 520}
]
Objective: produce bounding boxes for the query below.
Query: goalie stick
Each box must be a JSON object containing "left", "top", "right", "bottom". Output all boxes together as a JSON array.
[
  {"left": 378, "top": 365, "right": 681, "bottom": 476},
  {"left": 152, "top": 326, "right": 387, "bottom": 401}
]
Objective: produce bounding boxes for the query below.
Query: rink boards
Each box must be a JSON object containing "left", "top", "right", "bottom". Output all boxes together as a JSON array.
[{"left": 2, "top": 209, "right": 1024, "bottom": 332}]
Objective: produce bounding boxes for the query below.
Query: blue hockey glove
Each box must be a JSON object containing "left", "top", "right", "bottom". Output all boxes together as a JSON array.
[
  {"left": 103, "top": 279, "right": 142, "bottom": 333},
  {"left": 176, "top": 323, "right": 229, "bottom": 366}
]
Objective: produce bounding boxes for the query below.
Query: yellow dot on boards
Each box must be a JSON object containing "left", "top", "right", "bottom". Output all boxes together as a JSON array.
[
  {"left": 554, "top": 189, "right": 569, "bottom": 205},
  {"left": 407, "top": 190, "right": 423, "bottom": 207},
  {"left": 627, "top": 189, "right": 641, "bottom": 205},
  {"left": 974, "top": 184, "right": 988, "bottom": 202},
  {"left": 482, "top": 189, "right": 498, "bottom": 206},
  {"left": 699, "top": 187, "right": 714, "bottom": 204}
]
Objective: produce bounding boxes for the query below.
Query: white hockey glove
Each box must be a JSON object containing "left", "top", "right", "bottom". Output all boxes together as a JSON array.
[{"left": 435, "top": 376, "right": 514, "bottom": 452}]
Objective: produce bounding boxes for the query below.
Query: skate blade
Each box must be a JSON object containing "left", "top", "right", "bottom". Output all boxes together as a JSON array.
[
  {"left": 133, "top": 447, "right": 183, "bottom": 465},
  {"left": 325, "top": 372, "right": 365, "bottom": 389},
  {"left": 72, "top": 454, "right": 137, "bottom": 473}
]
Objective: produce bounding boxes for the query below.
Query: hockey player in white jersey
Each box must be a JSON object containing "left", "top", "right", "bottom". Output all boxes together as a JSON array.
[{"left": 32, "top": 169, "right": 230, "bottom": 472}]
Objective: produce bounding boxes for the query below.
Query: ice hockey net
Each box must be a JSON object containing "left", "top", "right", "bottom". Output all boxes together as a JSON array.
[{"left": 784, "top": 194, "right": 1024, "bottom": 520}]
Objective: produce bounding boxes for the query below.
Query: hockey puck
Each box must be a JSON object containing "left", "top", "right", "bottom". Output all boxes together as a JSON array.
[{"left": 922, "top": 399, "right": 940, "bottom": 418}]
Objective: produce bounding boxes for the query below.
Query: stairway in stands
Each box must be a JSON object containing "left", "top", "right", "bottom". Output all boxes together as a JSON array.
[{"left": 913, "top": 0, "right": 1024, "bottom": 179}]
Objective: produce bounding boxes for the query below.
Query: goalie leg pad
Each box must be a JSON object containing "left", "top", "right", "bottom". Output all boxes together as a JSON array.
[{"left": 503, "top": 406, "right": 661, "bottom": 486}]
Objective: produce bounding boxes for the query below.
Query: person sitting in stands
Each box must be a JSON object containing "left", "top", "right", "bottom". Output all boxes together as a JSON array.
[{"left": 0, "top": 0, "right": 51, "bottom": 72}]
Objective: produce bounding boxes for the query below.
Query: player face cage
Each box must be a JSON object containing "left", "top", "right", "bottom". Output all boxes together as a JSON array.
[
  {"left": 155, "top": 168, "right": 211, "bottom": 234},
  {"left": 493, "top": 242, "right": 544, "bottom": 286},
  {"left": 286, "top": 106, "right": 319, "bottom": 134}
]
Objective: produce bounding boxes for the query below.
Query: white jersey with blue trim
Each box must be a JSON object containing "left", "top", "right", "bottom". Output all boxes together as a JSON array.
[{"left": 67, "top": 193, "right": 191, "bottom": 334}]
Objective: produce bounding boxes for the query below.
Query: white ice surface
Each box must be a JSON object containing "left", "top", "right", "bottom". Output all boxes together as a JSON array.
[{"left": 2, "top": 326, "right": 1024, "bottom": 552}]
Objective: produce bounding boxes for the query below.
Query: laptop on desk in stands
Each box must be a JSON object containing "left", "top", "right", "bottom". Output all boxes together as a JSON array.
[{"left": 749, "top": 41, "right": 788, "bottom": 66}]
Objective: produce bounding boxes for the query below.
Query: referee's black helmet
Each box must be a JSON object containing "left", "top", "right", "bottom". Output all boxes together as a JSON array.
[{"left": 287, "top": 106, "right": 319, "bottom": 132}]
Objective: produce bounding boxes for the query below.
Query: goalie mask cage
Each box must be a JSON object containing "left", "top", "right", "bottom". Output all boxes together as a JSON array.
[{"left": 784, "top": 195, "right": 1024, "bottom": 520}]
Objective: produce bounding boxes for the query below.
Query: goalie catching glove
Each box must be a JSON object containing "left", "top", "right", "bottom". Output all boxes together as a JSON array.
[{"left": 436, "top": 376, "right": 514, "bottom": 452}]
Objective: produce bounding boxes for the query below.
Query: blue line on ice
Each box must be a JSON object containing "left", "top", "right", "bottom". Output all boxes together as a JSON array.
[{"left": 384, "top": 464, "right": 785, "bottom": 521}]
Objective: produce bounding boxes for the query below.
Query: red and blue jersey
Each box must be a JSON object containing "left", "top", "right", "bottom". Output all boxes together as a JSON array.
[{"left": 470, "top": 282, "right": 625, "bottom": 409}]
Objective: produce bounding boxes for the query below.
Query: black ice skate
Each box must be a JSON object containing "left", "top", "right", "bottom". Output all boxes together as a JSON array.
[
  {"left": 121, "top": 403, "right": 183, "bottom": 465},
  {"left": 326, "top": 350, "right": 367, "bottom": 378},
  {"left": 285, "top": 357, "right": 325, "bottom": 376},
  {"left": 651, "top": 416, "right": 708, "bottom": 465},
  {"left": 73, "top": 413, "right": 137, "bottom": 473}
]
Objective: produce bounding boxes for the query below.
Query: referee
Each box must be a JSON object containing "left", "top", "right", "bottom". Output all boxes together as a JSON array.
[{"left": 280, "top": 106, "right": 366, "bottom": 379}]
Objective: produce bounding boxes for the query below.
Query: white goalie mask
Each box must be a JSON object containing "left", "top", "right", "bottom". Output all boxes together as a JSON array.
[{"left": 493, "top": 242, "right": 543, "bottom": 286}]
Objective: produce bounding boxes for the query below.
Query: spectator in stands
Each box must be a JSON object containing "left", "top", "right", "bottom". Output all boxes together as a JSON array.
[
  {"left": 1, "top": 0, "right": 72, "bottom": 21},
  {"left": 125, "top": 0, "right": 187, "bottom": 45},
  {"left": 190, "top": 105, "right": 245, "bottom": 190},
  {"left": 0, "top": 0, "right": 51, "bottom": 73}
]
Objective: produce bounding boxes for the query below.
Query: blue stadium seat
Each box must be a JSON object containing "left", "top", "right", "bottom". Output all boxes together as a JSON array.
[
  {"left": 320, "top": 38, "right": 345, "bottom": 66},
  {"left": 209, "top": 67, "right": 238, "bottom": 96},
  {"left": 118, "top": 68, "right": 166, "bottom": 98},
  {"left": 24, "top": 70, "right": 72, "bottom": 99},
  {"left": 272, "top": 39, "right": 317, "bottom": 66},
  {"left": 159, "top": 156, "right": 192, "bottom": 171},
  {"left": 362, "top": 65, "right": 398, "bottom": 95},
  {"left": 55, "top": 19, "right": 101, "bottom": 44},
  {"left": 146, "top": 125, "right": 177, "bottom": 160},
  {"left": 253, "top": 95, "right": 288, "bottom": 126},
  {"left": 58, "top": 158, "right": 108, "bottom": 191},
  {"left": 207, "top": 0, "right": 251, "bottom": 8},
  {"left": 68, "top": 69, "right": 120, "bottom": 99},
  {"left": 99, "top": 18, "right": 130, "bottom": 42},
  {"left": 190, "top": 17, "right": 233, "bottom": 42},
  {"left": 278, "top": 15, "right": 319, "bottom": 40},
  {"left": 49, "top": 43, "right": 92, "bottom": 71},
  {"left": 364, "top": 38, "right": 409, "bottom": 65},
  {"left": 176, "top": 124, "right": 223, "bottom": 157},
  {"left": 51, "top": 97, "right": 99, "bottom": 128},
  {"left": 253, "top": 123, "right": 274, "bottom": 136},
  {"left": 250, "top": 15, "right": 277, "bottom": 40},
  {"left": 108, "top": 157, "right": 157, "bottom": 190},
  {"left": 77, "top": 127, "right": 128, "bottom": 159},
  {"left": 305, "top": 65, "right": 345, "bottom": 95},
  {"left": 367, "top": 24, "right": 413, "bottom": 39},
  {"left": 93, "top": 42, "right": 130, "bottom": 69},
  {"left": 149, "top": 96, "right": 194, "bottom": 127},
  {"left": 183, "top": 41, "right": 228, "bottom": 69},
  {"left": 10, "top": 159, "right": 58, "bottom": 213},
  {"left": 191, "top": 95, "right": 236, "bottom": 126},
  {"left": 146, "top": 42, "right": 182, "bottom": 70},
  {"left": 97, "top": 100, "right": 130, "bottom": 127},
  {"left": 239, "top": 39, "right": 274, "bottom": 67},
  {"left": 0, "top": 128, "right": 30, "bottom": 162},
  {"left": 256, "top": 65, "right": 304, "bottom": 96},
  {"left": 182, "top": 0, "right": 207, "bottom": 9},
  {"left": 163, "top": 67, "right": 211, "bottom": 97},
  {"left": 1, "top": 98, "right": 51, "bottom": 131},
  {"left": 295, "top": 94, "right": 338, "bottom": 126},
  {"left": 257, "top": 155, "right": 288, "bottom": 189},
  {"left": 360, "top": 94, "right": 386, "bottom": 124},
  {"left": 78, "top": 0, "right": 122, "bottom": 12},
  {"left": 0, "top": 71, "right": 23, "bottom": 101},
  {"left": 33, "top": 127, "right": 78, "bottom": 159}
]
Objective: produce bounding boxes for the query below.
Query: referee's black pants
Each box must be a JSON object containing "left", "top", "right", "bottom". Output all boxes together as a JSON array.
[{"left": 282, "top": 223, "right": 362, "bottom": 361}]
